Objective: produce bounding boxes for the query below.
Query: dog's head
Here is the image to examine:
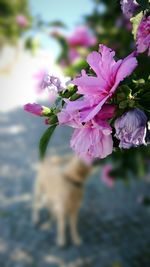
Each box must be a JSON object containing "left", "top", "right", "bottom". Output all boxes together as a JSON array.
[{"left": 65, "top": 156, "right": 91, "bottom": 183}]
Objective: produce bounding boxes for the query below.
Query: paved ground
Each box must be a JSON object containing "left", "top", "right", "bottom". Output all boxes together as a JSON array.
[{"left": 0, "top": 108, "right": 150, "bottom": 267}]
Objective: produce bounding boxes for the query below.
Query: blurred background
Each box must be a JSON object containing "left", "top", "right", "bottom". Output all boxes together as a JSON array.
[{"left": 0, "top": 0, "right": 150, "bottom": 266}]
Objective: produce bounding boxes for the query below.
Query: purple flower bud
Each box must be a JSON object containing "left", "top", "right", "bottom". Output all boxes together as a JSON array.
[
  {"left": 24, "top": 103, "right": 43, "bottom": 116},
  {"left": 115, "top": 108, "right": 147, "bottom": 149},
  {"left": 24, "top": 103, "right": 50, "bottom": 116},
  {"left": 121, "top": 0, "right": 139, "bottom": 19}
]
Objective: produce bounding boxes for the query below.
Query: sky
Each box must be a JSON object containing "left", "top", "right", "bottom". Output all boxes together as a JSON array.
[
  {"left": 29, "top": 0, "right": 95, "bottom": 30},
  {"left": 29, "top": 0, "right": 96, "bottom": 58}
]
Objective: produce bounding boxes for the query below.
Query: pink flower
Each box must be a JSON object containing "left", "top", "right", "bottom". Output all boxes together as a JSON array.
[
  {"left": 72, "top": 44, "right": 137, "bottom": 122},
  {"left": 24, "top": 103, "right": 50, "bottom": 116},
  {"left": 67, "top": 26, "right": 96, "bottom": 48},
  {"left": 101, "top": 164, "right": 114, "bottom": 187},
  {"left": 58, "top": 105, "right": 115, "bottom": 163},
  {"left": 16, "top": 15, "right": 28, "bottom": 28},
  {"left": 136, "top": 16, "right": 150, "bottom": 56},
  {"left": 71, "top": 122, "right": 113, "bottom": 163}
]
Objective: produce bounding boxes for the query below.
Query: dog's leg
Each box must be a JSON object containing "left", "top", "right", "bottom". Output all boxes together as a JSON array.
[
  {"left": 55, "top": 210, "right": 66, "bottom": 247},
  {"left": 32, "top": 181, "right": 42, "bottom": 224},
  {"left": 69, "top": 211, "right": 82, "bottom": 245}
]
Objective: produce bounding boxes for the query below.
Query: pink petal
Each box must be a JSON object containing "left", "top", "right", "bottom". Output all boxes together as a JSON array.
[
  {"left": 101, "top": 134, "right": 113, "bottom": 158},
  {"left": 72, "top": 71, "right": 107, "bottom": 95},
  {"left": 96, "top": 105, "right": 116, "bottom": 120},
  {"left": 87, "top": 51, "right": 104, "bottom": 78},
  {"left": 82, "top": 95, "right": 109, "bottom": 122},
  {"left": 65, "top": 98, "right": 90, "bottom": 112},
  {"left": 58, "top": 109, "right": 81, "bottom": 128},
  {"left": 115, "top": 56, "right": 138, "bottom": 88}
]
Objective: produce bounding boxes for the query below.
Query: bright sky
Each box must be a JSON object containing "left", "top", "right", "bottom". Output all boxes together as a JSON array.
[
  {"left": 0, "top": 0, "right": 96, "bottom": 112},
  {"left": 0, "top": 44, "right": 65, "bottom": 111},
  {"left": 29, "top": 0, "right": 94, "bottom": 28},
  {"left": 29, "top": 0, "right": 96, "bottom": 57}
]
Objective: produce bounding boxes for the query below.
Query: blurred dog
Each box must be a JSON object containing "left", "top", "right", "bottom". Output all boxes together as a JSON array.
[{"left": 32, "top": 155, "right": 91, "bottom": 246}]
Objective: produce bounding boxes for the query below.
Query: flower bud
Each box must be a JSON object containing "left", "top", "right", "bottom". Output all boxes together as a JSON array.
[
  {"left": 24, "top": 103, "right": 50, "bottom": 116},
  {"left": 115, "top": 108, "right": 147, "bottom": 149}
]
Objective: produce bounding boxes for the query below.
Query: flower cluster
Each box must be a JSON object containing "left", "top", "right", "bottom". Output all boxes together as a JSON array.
[
  {"left": 57, "top": 44, "right": 146, "bottom": 163},
  {"left": 24, "top": 42, "right": 149, "bottom": 164},
  {"left": 24, "top": 0, "right": 150, "bottom": 172}
]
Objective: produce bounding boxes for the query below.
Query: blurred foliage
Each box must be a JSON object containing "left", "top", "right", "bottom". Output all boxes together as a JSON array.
[
  {"left": 0, "top": 0, "right": 32, "bottom": 47},
  {"left": 85, "top": 0, "right": 133, "bottom": 57},
  {"left": 48, "top": 20, "right": 67, "bottom": 28}
]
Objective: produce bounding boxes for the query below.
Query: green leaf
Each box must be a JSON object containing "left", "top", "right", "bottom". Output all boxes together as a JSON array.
[
  {"left": 128, "top": 99, "right": 135, "bottom": 108},
  {"left": 117, "top": 92, "right": 126, "bottom": 102},
  {"left": 72, "top": 59, "right": 88, "bottom": 72},
  {"left": 139, "top": 91, "right": 150, "bottom": 110},
  {"left": 118, "top": 85, "right": 132, "bottom": 97},
  {"left": 136, "top": 0, "right": 150, "bottom": 9},
  {"left": 130, "top": 11, "right": 143, "bottom": 39},
  {"left": 39, "top": 125, "right": 56, "bottom": 159},
  {"left": 119, "top": 100, "right": 128, "bottom": 109},
  {"left": 64, "top": 59, "right": 88, "bottom": 77},
  {"left": 70, "top": 93, "right": 82, "bottom": 101},
  {"left": 55, "top": 35, "right": 69, "bottom": 61},
  {"left": 60, "top": 86, "right": 77, "bottom": 98}
]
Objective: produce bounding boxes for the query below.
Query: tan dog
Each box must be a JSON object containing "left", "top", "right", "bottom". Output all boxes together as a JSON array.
[{"left": 32, "top": 155, "right": 91, "bottom": 246}]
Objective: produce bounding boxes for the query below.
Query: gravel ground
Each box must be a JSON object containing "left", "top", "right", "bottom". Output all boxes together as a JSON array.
[{"left": 0, "top": 108, "right": 150, "bottom": 267}]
